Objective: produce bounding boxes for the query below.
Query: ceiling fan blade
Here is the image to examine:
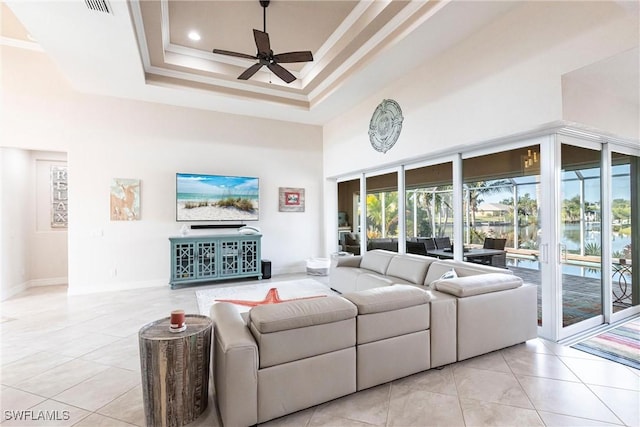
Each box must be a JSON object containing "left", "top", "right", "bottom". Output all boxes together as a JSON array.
[
  {"left": 267, "top": 62, "right": 296, "bottom": 84},
  {"left": 213, "top": 49, "right": 257, "bottom": 60},
  {"left": 273, "top": 51, "right": 313, "bottom": 63},
  {"left": 238, "top": 63, "right": 264, "bottom": 80},
  {"left": 253, "top": 29, "right": 271, "bottom": 54}
]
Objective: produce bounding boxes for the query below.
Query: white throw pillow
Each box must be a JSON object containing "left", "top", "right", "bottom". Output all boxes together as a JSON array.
[
  {"left": 429, "top": 268, "right": 457, "bottom": 289},
  {"left": 440, "top": 268, "right": 458, "bottom": 280}
]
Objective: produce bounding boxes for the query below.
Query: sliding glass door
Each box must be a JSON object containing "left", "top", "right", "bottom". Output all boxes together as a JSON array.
[
  {"left": 462, "top": 145, "right": 544, "bottom": 326},
  {"left": 559, "top": 142, "right": 603, "bottom": 332},
  {"left": 335, "top": 130, "right": 639, "bottom": 341},
  {"left": 610, "top": 148, "right": 639, "bottom": 321}
]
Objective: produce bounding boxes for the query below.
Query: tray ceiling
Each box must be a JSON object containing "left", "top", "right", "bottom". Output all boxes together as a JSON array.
[{"left": 13, "top": 1, "right": 630, "bottom": 125}]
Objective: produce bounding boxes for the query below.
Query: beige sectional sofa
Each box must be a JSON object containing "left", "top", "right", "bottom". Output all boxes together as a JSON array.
[{"left": 210, "top": 250, "right": 537, "bottom": 426}]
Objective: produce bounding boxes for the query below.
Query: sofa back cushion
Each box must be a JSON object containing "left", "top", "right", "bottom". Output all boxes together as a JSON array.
[
  {"left": 360, "top": 250, "right": 396, "bottom": 275},
  {"left": 424, "top": 260, "right": 512, "bottom": 286},
  {"left": 386, "top": 254, "right": 437, "bottom": 285}
]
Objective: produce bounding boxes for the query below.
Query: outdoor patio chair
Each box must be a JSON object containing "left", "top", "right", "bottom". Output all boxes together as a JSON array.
[{"left": 434, "top": 237, "right": 452, "bottom": 250}]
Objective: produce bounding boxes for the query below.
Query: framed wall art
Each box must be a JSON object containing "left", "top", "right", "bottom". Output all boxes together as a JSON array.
[
  {"left": 110, "top": 178, "right": 140, "bottom": 221},
  {"left": 278, "top": 187, "right": 305, "bottom": 212},
  {"left": 51, "top": 165, "right": 68, "bottom": 228}
]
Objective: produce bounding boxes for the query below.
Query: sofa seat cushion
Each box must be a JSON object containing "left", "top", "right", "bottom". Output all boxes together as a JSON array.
[
  {"left": 343, "top": 285, "right": 430, "bottom": 315},
  {"left": 433, "top": 273, "right": 522, "bottom": 298},
  {"left": 249, "top": 296, "right": 356, "bottom": 334},
  {"left": 355, "top": 273, "right": 406, "bottom": 291},
  {"left": 343, "top": 285, "right": 430, "bottom": 345}
]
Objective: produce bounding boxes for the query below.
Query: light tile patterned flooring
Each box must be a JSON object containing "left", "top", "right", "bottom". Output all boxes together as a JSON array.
[{"left": 1, "top": 276, "right": 639, "bottom": 426}]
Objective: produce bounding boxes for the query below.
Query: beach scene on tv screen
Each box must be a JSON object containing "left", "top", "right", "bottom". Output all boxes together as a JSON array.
[{"left": 177, "top": 174, "right": 259, "bottom": 221}]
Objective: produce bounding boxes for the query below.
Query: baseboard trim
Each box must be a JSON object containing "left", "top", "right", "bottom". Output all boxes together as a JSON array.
[
  {"left": 28, "top": 277, "right": 68, "bottom": 287},
  {"left": 1, "top": 281, "right": 28, "bottom": 301},
  {"left": 272, "top": 266, "right": 305, "bottom": 276},
  {"left": 68, "top": 279, "right": 167, "bottom": 295}
]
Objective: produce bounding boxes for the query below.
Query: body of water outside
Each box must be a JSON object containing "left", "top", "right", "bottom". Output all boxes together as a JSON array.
[{"left": 418, "top": 223, "right": 631, "bottom": 279}]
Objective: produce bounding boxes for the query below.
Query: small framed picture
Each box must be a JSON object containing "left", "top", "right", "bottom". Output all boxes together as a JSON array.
[{"left": 279, "top": 187, "right": 305, "bottom": 212}]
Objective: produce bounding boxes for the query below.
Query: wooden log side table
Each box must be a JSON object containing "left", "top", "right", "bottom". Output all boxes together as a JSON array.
[{"left": 139, "top": 314, "right": 212, "bottom": 427}]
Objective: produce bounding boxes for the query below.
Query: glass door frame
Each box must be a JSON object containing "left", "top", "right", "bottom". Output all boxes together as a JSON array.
[
  {"left": 608, "top": 142, "right": 640, "bottom": 323},
  {"left": 555, "top": 134, "right": 605, "bottom": 340}
]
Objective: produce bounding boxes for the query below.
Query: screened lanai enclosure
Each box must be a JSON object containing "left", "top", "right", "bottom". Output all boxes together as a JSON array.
[{"left": 337, "top": 133, "right": 638, "bottom": 340}]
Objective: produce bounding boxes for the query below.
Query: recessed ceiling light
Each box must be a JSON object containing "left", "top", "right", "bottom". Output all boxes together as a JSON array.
[{"left": 188, "top": 31, "right": 201, "bottom": 41}]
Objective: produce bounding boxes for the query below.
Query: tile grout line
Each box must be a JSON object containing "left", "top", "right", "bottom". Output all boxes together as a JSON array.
[
  {"left": 499, "top": 346, "right": 548, "bottom": 425},
  {"left": 449, "top": 362, "right": 470, "bottom": 426},
  {"left": 526, "top": 346, "right": 628, "bottom": 425}
]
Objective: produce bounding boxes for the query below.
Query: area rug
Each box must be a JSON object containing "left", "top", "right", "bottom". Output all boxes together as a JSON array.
[
  {"left": 196, "top": 278, "right": 337, "bottom": 315},
  {"left": 571, "top": 318, "right": 640, "bottom": 370}
]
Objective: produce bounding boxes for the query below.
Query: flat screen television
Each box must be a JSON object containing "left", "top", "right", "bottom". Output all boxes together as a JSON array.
[{"left": 176, "top": 173, "right": 259, "bottom": 222}]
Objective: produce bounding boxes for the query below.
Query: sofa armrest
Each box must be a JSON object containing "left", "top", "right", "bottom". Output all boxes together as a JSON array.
[
  {"left": 426, "top": 289, "right": 458, "bottom": 368},
  {"left": 336, "top": 255, "right": 363, "bottom": 268},
  {"left": 433, "top": 273, "right": 523, "bottom": 297},
  {"left": 210, "top": 302, "right": 259, "bottom": 427},
  {"left": 456, "top": 285, "right": 537, "bottom": 361}
]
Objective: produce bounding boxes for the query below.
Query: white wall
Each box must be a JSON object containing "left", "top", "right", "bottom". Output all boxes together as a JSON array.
[
  {"left": 1, "top": 46, "right": 324, "bottom": 295},
  {"left": 562, "top": 77, "right": 639, "bottom": 139},
  {"left": 0, "top": 148, "right": 31, "bottom": 300},
  {"left": 323, "top": 1, "right": 639, "bottom": 178}
]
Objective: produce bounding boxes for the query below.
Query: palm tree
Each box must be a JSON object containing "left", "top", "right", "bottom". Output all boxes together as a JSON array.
[
  {"left": 466, "top": 180, "right": 510, "bottom": 226},
  {"left": 517, "top": 193, "right": 538, "bottom": 226},
  {"left": 366, "top": 194, "right": 382, "bottom": 238},
  {"left": 562, "top": 195, "right": 582, "bottom": 222}
]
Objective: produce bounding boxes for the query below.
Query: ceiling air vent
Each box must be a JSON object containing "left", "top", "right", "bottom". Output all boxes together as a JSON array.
[{"left": 84, "top": 0, "right": 111, "bottom": 14}]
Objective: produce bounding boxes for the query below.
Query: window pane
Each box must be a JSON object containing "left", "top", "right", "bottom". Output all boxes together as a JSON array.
[
  {"left": 405, "top": 162, "right": 453, "bottom": 238},
  {"left": 463, "top": 145, "right": 542, "bottom": 325},
  {"left": 337, "top": 178, "right": 361, "bottom": 255},
  {"left": 611, "top": 151, "right": 638, "bottom": 313},
  {"left": 560, "top": 144, "right": 602, "bottom": 327},
  {"left": 366, "top": 172, "right": 398, "bottom": 252}
]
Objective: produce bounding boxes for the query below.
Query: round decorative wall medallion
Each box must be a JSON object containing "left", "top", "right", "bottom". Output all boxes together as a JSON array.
[{"left": 368, "top": 99, "right": 404, "bottom": 153}]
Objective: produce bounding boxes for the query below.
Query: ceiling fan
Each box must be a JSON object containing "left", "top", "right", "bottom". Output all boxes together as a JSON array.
[{"left": 212, "top": 0, "right": 313, "bottom": 84}]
